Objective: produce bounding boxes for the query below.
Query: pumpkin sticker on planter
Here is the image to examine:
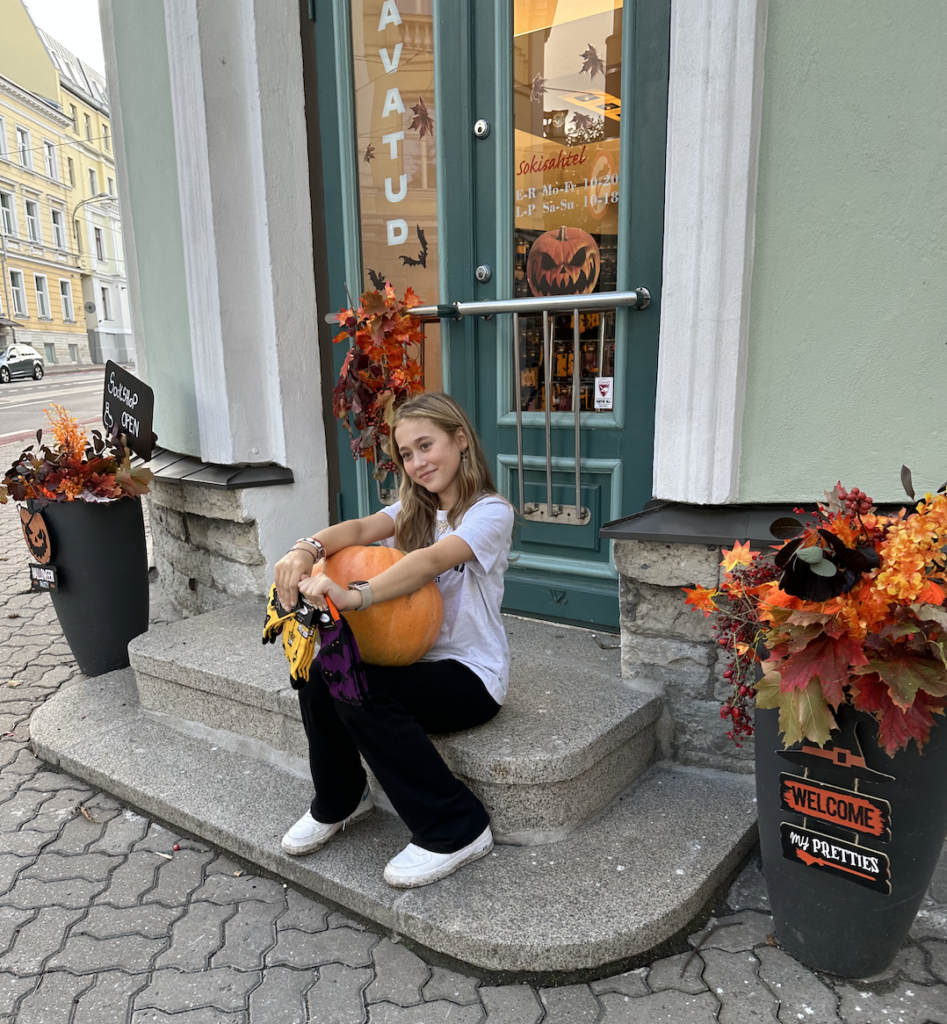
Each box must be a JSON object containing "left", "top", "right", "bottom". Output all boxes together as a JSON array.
[
  {"left": 779, "top": 773, "right": 891, "bottom": 841},
  {"left": 19, "top": 507, "right": 51, "bottom": 564},
  {"left": 780, "top": 822, "right": 891, "bottom": 895}
]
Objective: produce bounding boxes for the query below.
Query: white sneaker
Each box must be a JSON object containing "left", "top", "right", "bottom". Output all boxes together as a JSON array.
[
  {"left": 383, "top": 825, "right": 494, "bottom": 888},
  {"left": 281, "top": 786, "right": 374, "bottom": 856}
]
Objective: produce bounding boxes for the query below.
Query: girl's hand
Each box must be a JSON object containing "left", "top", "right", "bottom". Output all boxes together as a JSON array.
[
  {"left": 274, "top": 549, "right": 319, "bottom": 611},
  {"left": 298, "top": 571, "right": 363, "bottom": 613}
]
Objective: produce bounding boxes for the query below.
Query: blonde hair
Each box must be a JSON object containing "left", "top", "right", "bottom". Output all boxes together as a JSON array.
[{"left": 389, "top": 392, "right": 502, "bottom": 552}]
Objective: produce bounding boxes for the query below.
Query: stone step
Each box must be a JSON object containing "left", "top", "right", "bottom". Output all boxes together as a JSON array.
[
  {"left": 31, "top": 668, "right": 758, "bottom": 974},
  {"left": 127, "top": 603, "right": 664, "bottom": 845}
]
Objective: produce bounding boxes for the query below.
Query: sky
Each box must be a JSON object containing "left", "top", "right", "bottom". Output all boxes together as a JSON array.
[{"left": 24, "top": 0, "right": 106, "bottom": 75}]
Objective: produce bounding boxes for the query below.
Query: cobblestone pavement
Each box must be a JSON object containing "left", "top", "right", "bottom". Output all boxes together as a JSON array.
[{"left": 2, "top": 440, "right": 947, "bottom": 1023}]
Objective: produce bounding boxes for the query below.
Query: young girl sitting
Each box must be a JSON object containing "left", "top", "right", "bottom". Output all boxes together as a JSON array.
[{"left": 273, "top": 392, "right": 514, "bottom": 887}]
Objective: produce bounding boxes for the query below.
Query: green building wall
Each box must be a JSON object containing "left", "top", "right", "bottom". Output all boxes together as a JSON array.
[{"left": 739, "top": 3, "right": 947, "bottom": 503}]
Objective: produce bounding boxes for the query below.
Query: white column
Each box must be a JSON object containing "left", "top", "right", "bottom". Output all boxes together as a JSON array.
[{"left": 653, "top": 0, "right": 769, "bottom": 504}]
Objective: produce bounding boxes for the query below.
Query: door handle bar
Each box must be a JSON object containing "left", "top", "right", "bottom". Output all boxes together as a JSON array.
[{"left": 409, "top": 286, "right": 650, "bottom": 321}]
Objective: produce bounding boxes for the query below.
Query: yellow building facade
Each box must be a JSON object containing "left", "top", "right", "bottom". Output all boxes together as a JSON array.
[{"left": 0, "top": 0, "right": 132, "bottom": 365}]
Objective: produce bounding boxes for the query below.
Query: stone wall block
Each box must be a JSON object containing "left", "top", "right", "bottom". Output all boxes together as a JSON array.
[
  {"left": 208, "top": 553, "right": 267, "bottom": 598},
  {"left": 614, "top": 539, "right": 721, "bottom": 588},
  {"left": 621, "top": 635, "right": 715, "bottom": 700},
  {"left": 154, "top": 531, "right": 213, "bottom": 586},
  {"left": 151, "top": 503, "right": 187, "bottom": 542},
  {"left": 150, "top": 479, "right": 250, "bottom": 523},
  {"left": 673, "top": 700, "right": 755, "bottom": 772},
  {"left": 621, "top": 580, "right": 716, "bottom": 643},
  {"left": 187, "top": 515, "right": 265, "bottom": 566}
]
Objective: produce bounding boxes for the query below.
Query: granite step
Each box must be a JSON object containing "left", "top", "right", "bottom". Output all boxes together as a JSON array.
[
  {"left": 126, "top": 603, "right": 664, "bottom": 845},
  {"left": 30, "top": 668, "right": 758, "bottom": 974}
]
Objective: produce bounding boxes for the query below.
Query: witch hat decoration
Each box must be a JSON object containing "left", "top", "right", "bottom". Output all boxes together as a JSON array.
[{"left": 777, "top": 708, "right": 895, "bottom": 784}]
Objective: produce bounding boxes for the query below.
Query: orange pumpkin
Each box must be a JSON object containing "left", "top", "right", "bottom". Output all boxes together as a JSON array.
[
  {"left": 316, "top": 545, "right": 444, "bottom": 666},
  {"left": 526, "top": 226, "right": 600, "bottom": 297}
]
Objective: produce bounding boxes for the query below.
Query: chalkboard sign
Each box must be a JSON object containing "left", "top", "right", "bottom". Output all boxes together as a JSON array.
[{"left": 103, "top": 361, "right": 155, "bottom": 461}]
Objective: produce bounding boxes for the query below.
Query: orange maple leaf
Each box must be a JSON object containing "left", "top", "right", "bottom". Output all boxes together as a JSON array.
[
  {"left": 682, "top": 586, "right": 718, "bottom": 617},
  {"left": 720, "top": 540, "right": 755, "bottom": 572}
]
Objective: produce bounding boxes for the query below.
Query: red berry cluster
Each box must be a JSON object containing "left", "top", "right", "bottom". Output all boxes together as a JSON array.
[
  {"left": 838, "top": 485, "right": 872, "bottom": 524},
  {"left": 711, "top": 556, "right": 782, "bottom": 746}
]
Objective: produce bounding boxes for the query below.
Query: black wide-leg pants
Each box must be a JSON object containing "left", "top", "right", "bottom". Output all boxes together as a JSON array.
[{"left": 296, "top": 659, "right": 501, "bottom": 854}]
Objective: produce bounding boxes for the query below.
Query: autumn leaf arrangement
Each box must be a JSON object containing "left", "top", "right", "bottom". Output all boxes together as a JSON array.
[
  {"left": 684, "top": 473, "right": 947, "bottom": 757},
  {"left": 332, "top": 283, "right": 425, "bottom": 480},
  {"left": 0, "top": 404, "right": 152, "bottom": 506}
]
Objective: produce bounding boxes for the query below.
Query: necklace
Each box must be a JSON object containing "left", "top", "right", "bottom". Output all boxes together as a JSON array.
[{"left": 436, "top": 517, "right": 449, "bottom": 535}]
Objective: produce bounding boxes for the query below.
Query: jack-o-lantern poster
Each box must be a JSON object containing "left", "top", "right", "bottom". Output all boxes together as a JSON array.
[{"left": 513, "top": 1, "right": 623, "bottom": 298}]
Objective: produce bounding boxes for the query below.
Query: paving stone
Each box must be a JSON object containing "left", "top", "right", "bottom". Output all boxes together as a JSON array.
[
  {"left": 835, "top": 978, "right": 947, "bottom": 1024},
  {"left": 367, "top": 1000, "right": 483, "bottom": 1024},
  {"left": 0, "top": 789, "right": 45, "bottom": 829},
  {"left": 24, "top": 788, "right": 94, "bottom": 831},
  {"left": 205, "top": 853, "right": 245, "bottom": 875},
  {"left": 14, "top": 968, "right": 95, "bottom": 1024},
  {"left": 136, "top": 967, "right": 261, "bottom": 1014},
  {"left": 47, "top": 932, "right": 167, "bottom": 974},
  {"left": 327, "top": 910, "right": 369, "bottom": 930},
  {"left": 754, "top": 946, "right": 840, "bottom": 1024},
  {"left": 0, "top": 827, "right": 56, "bottom": 856},
  {"left": 306, "top": 962, "right": 371, "bottom": 1024},
  {"left": 0, "top": 906, "right": 34, "bottom": 958},
  {"left": 211, "top": 899, "right": 283, "bottom": 970},
  {"left": 480, "top": 984, "right": 544, "bottom": 1023},
  {"left": 421, "top": 965, "right": 481, "bottom": 1005},
  {"left": 646, "top": 952, "right": 708, "bottom": 994},
  {"left": 192, "top": 871, "right": 287, "bottom": 905},
  {"left": 98, "top": 851, "right": 160, "bottom": 907},
  {"left": 690, "top": 911, "right": 776, "bottom": 953},
  {"left": 728, "top": 858, "right": 771, "bottom": 913},
  {"left": 538, "top": 982, "right": 601, "bottom": 1023},
  {"left": 144, "top": 848, "right": 215, "bottom": 905},
  {"left": 18, "top": 768, "right": 85, "bottom": 793},
  {"left": 365, "top": 938, "right": 429, "bottom": 1006},
  {"left": 44, "top": 812, "right": 106, "bottom": 854},
  {"left": 22, "top": 851, "right": 120, "bottom": 884},
  {"left": 132, "top": 1008, "right": 247, "bottom": 1024},
  {"left": 597, "top": 988, "right": 721, "bottom": 1022},
  {"left": 78, "top": 902, "right": 183, "bottom": 940},
  {"left": 155, "top": 900, "right": 234, "bottom": 970},
  {"left": 0, "top": 905, "right": 84, "bottom": 973},
  {"left": 0, "top": 971, "right": 35, "bottom": 1016},
  {"left": 0, "top": 855, "right": 29, "bottom": 897},
  {"left": 248, "top": 964, "right": 314, "bottom": 1024},
  {"left": 925, "top": 939, "right": 947, "bottom": 984},
  {"left": 268, "top": 925, "right": 376, "bottom": 969},
  {"left": 277, "top": 887, "right": 330, "bottom": 931},
  {"left": 0, "top": 747, "right": 41, "bottom": 775},
  {"left": 73, "top": 968, "right": 149, "bottom": 1024},
  {"left": 133, "top": 823, "right": 185, "bottom": 852},
  {"left": 87, "top": 808, "right": 151, "bottom": 854},
  {"left": 702, "top": 948, "right": 779, "bottom": 1024}
]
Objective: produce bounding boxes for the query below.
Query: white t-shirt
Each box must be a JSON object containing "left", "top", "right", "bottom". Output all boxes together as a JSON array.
[{"left": 381, "top": 494, "right": 514, "bottom": 703}]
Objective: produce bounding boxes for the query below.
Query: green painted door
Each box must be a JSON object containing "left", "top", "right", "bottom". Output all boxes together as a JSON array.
[{"left": 315, "top": 0, "right": 669, "bottom": 631}]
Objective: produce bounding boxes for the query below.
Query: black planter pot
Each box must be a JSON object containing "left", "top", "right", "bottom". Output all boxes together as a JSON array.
[
  {"left": 756, "top": 702, "right": 947, "bottom": 977},
  {"left": 32, "top": 498, "right": 149, "bottom": 676}
]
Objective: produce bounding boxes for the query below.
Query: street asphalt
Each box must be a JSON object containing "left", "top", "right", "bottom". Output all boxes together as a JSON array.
[{"left": 2, "top": 436, "right": 947, "bottom": 1022}]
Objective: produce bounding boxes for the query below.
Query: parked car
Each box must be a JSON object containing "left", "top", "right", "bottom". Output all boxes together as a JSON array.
[{"left": 0, "top": 344, "right": 44, "bottom": 383}]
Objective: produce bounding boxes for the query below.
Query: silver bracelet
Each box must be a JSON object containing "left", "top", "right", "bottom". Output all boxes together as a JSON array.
[{"left": 293, "top": 536, "right": 326, "bottom": 561}]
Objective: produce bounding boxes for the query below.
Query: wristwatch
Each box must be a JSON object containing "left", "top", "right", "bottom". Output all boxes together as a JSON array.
[{"left": 347, "top": 580, "right": 373, "bottom": 610}]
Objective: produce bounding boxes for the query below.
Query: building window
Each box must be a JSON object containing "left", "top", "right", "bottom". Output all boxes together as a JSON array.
[
  {"left": 70, "top": 104, "right": 78, "bottom": 129},
  {"left": 51, "top": 208, "right": 66, "bottom": 249},
  {"left": 24, "top": 200, "right": 41, "bottom": 242},
  {"left": 44, "top": 342, "right": 56, "bottom": 363},
  {"left": 102, "top": 124, "right": 110, "bottom": 151},
  {"left": 9, "top": 270, "right": 26, "bottom": 316},
  {"left": 59, "top": 279, "right": 74, "bottom": 321},
  {"left": 66, "top": 157, "right": 75, "bottom": 186},
  {"left": 107, "top": 177, "right": 115, "bottom": 196},
  {"left": 0, "top": 192, "right": 15, "bottom": 236},
  {"left": 88, "top": 168, "right": 98, "bottom": 195},
  {"left": 100, "top": 285, "right": 111, "bottom": 321},
  {"left": 15, "top": 126, "right": 31, "bottom": 169},
  {"left": 0, "top": 116, "right": 7, "bottom": 159},
  {"left": 34, "top": 275, "right": 50, "bottom": 318},
  {"left": 94, "top": 226, "right": 105, "bottom": 261},
  {"left": 69, "top": 343, "right": 78, "bottom": 362},
  {"left": 43, "top": 140, "right": 57, "bottom": 179},
  {"left": 84, "top": 113, "right": 92, "bottom": 141}
]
